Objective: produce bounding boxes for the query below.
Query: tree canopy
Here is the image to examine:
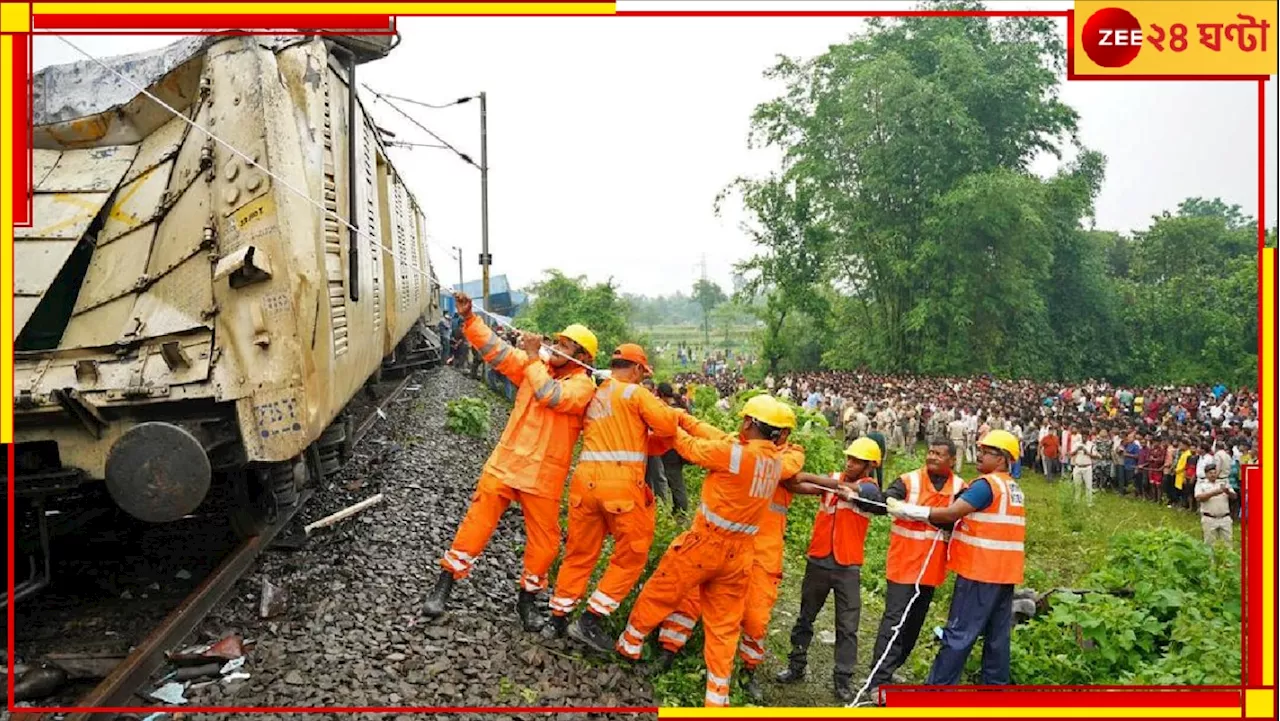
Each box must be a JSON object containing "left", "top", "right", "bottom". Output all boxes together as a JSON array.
[{"left": 718, "top": 1, "right": 1262, "bottom": 386}]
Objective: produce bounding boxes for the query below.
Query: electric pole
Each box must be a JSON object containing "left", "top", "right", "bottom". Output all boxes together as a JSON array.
[
  {"left": 452, "top": 246, "right": 463, "bottom": 289},
  {"left": 479, "top": 91, "right": 491, "bottom": 313}
]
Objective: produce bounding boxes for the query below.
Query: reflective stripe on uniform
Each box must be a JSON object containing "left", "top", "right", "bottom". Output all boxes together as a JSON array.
[
  {"left": 738, "top": 641, "right": 763, "bottom": 660},
  {"left": 443, "top": 549, "right": 474, "bottom": 572},
  {"left": 579, "top": 450, "right": 647, "bottom": 463},
  {"left": 769, "top": 502, "right": 788, "bottom": 515},
  {"left": 491, "top": 346, "right": 511, "bottom": 366},
  {"left": 707, "top": 672, "right": 730, "bottom": 688},
  {"left": 705, "top": 691, "right": 729, "bottom": 706},
  {"left": 659, "top": 628, "right": 689, "bottom": 644},
  {"left": 550, "top": 596, "right": 577, "bottom": 612},
  {"left": 952, "top": 530, "right": 1024, "bottom": 552},
  {"left": 667, "top": 613, "right": 696, "bottom": 629},
  {"left": 618, "top": 637, "right": 643, "bottom": 657},
  {"left": 968, "top": 512, "right": 1025, "bottom": 526},
  {"left": 479, "top": 334, "right": 501, "bottom": 356},
  {"left": 588, "top": 590, "right": 620, "bottom": 614},
  {"left": 891, "top": 525, "right": 946, "bottom": 542},
  {"left": 906, "top": 470, "right": 921, "bottom": 504},
  {"left": 700, "top": 503, "right": 758, "bottom": 535},
  {"left": 522, "top": 574, "right": 544, "bottom": 591},
  {"left": 728, "top": 444, "right": 743, "bottom": 474},
  {"left": 535, "top": 378, "right": 557, "bottom": 401},
  {"left": 547, "top": 384, "right": 563, "bottom": 407},
  {"left": 622, "top": 384, "right": 638, "bottom": 400}
]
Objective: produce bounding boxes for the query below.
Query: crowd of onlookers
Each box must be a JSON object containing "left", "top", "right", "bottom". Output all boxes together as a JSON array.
[
  {"left": 440, "top": 310, "right": 1256, "bottom": 526},
  {"left": 772, "top": 371, "right": 1255, "bottom": 518}
]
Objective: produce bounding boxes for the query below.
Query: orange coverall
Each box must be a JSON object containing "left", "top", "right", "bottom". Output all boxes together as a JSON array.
[
  {"left": 658, "top": 444, "right": 806, "bottom": 670},
  {"left": 617, "top": 422, "right": 787, "bottom": 707},
  {"left": 439, "top": 314, "right": 596, "bottom": 593},
  {"left": 548, "top": 380, "right": 686, "bottom": 618}
]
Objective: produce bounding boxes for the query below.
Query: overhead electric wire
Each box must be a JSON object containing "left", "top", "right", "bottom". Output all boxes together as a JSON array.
[{"left": 361, "top": 83, "right": 481, "bottom": 169}]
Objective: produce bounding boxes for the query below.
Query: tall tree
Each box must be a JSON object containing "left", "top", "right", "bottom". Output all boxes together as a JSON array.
[
  {"left": 737, "top": 1, "right": 1080, "bottom": 374},
  {"left": 692, "top": 279, "right": 727, "bottom": 347},
  {"left": 516, "top": 270, "right": 633, "bottom": 364}
]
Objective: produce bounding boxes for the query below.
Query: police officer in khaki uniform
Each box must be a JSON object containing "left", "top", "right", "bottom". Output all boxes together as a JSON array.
[{"left": 1194, "top": 463, "right": 1235, "bottom": 544}]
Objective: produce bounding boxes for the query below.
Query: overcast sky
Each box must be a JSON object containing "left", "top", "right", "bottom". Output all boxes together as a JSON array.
[{"left": 32, "top": 1, "right": 1278, "bottom": 297}]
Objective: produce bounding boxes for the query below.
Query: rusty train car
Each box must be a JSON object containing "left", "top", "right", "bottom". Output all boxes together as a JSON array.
[{"left": 10, "top": 33, "right": 443, "bottom": 601}]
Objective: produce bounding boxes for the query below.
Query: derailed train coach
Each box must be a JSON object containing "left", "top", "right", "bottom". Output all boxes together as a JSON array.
[{"left": 10, "top": 33, "right": 443, "bottom": 601}]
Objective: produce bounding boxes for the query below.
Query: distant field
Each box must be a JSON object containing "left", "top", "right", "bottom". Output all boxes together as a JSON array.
[{"left": 640, "top": 323, "right": 758, "bottom": 352}]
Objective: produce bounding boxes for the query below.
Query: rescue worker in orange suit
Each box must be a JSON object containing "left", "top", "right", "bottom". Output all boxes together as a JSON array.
[
  {"left": 775, "top": 437, "right": 885, "bottom": 702},
  {"left": 886, "top": 429, "right": 1025, "bottom": 685},
  {"left": 652, "top": 407, "right": 855, "bottom": 703},
  {"left": 615, "top": 396, "right": 795, "bottom": 707},
  {"left": 544, "top": 344, "right": 688, "bottom": 651},
  {"left": 861, "top": 438, "right": 966, "bottom": 702},
  {"left": 423, "top": 291, "right": 598, "bottom": 631}
]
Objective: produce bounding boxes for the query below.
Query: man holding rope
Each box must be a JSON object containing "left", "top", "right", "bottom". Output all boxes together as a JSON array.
[
  {"left": 775, "top": 437, "right": 885, "bottom": 702},
  {"left": 885, "top": 429, "right": 1026, "bottom": 686},
  {"left": 423, "top": 291, "right": 598, "bottom": 631},
  {"left": 860, "top": 438, "right": 965, "bottom": 703}
]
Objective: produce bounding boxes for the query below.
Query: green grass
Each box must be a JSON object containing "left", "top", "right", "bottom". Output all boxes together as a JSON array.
[{"left": 646, "top": 442, "right": 1210, "bottom": 707}]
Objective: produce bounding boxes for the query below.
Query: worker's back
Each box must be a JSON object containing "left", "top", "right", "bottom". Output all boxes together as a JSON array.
[
  {"left": 693, "top": 439, "right": 785, "bottom": 538},
  {"left": 576, "top": 380, "right": 681, "bottom": 484}
]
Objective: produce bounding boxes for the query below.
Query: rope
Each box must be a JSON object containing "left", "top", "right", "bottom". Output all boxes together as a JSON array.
[
  {"left": 848, "top": 524, "right": 946, "bottom": 708},
  {"left": 46, "top": 33, "right": 602, "bottom": 377}
]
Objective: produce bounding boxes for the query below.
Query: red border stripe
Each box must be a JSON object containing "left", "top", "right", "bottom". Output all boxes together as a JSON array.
[
  {"left": 885, "top": 690, "right": 1243, "bottom": 708},
  {"left": 11, "top": 31, "right": 30, "bottom": 226},
  {"left": 32, "top": 14, "right": 394, "bottom": 30},
  {"left": 1245, "top": 463, "right": 1264, "bottom": 685}
]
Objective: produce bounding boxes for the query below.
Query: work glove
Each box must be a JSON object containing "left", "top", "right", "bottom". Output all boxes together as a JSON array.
[{"left": 886, "top": 498, "right": 932, "bottom": 523}]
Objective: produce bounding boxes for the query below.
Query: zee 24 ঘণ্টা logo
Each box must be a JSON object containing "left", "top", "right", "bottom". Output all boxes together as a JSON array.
[{"left": 1081, "top": 6, "right": 1271, "bottom": 68}]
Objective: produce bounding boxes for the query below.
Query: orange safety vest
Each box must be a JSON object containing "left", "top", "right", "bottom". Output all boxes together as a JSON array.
[
  {"left": 806, "top": 472, "right": 873, "bottom": 567},
  {"left": 675, "top": 432, "right": 784, "bottom": 542},
  {"left": 753, "top": 444, "right": 805, "bottom": 575},
  {"left": 464, "top": 314, "right": 596, "bottom": 499},
  {"left": 946, "top": 472, "right": 1026, "bottom": 585},
  {"left": 886, "top": 469, "right": 965, "bottom": 587},
  {"left": 576, "top": 380, "right": 682, "bottom": 485}
]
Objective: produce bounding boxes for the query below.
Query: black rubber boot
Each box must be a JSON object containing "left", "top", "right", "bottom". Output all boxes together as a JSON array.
[
  {"left": 833, "top": 674, "right": 855, "bottom": 703},
  {"left": 741, "top": 667, "right": 764, "bottom": 704},
  {"left": 656, "top": 648, "right": 677, "bottom": 673},
  {"left": 775, "top": 659, "right": 806, "bottom": 684},
  {"left": 541, "top": 613, "right": 570, "bottom": 640},
  {"left": 568, "top": 610, "right": 615, "bottom": 654},
  {"left": 423, "top": 570, "right": 455, "bottom": 618},
  {"left": 517, "top": 591, "right": 545, "bottom": 632}
]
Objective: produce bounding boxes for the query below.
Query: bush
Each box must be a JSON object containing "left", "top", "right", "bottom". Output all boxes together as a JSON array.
[
  {"left": 1008, "top": 527, "right": 1240, "bottom": 685},
  {"left": 444, "top": 396, "right": 491, "bottom": 437}
]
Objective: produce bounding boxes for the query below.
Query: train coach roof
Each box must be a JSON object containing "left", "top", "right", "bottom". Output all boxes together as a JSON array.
[{"left": 34, "top": 32, "right": 398, "bottom": 126}]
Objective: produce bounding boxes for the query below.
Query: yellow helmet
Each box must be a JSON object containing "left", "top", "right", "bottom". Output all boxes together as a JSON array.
[
  {"left": 556, "top": 324, "right": 598, "bottom": 359},
  {"left": 775, "top": 402, "right": 797, "bottom": 430},
  {"left": 845, "top": 437, "right": 883, "bottom": 464},
  {"left": 978, "top": 429, "right": 1021, "bottom": 462},
  {"left": 740, "top": 395, "right": 794, "bottom": 429}
]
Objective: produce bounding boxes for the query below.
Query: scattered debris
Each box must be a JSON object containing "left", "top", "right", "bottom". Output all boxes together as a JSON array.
[
  {"left": 174, "top": 662, "right": 222, "bottom": 681},
  {"left": 259, "top": 578, "right": 288, "bottom": 618},
  {"left": 5, "top": 663, "right": 68, "bottom": 702},
  {"left": 44, "top": 652, "right": 125, "bottom": 680},
  {"left": 149, "top": 681, "right": 188, "bottom": 705},
  {"left": 176, "top": 569, "right": 192, "bottom": 580},
  {"left": 819, "top": 630, "right": 837, "bottom": 645},
  {"left": 303, "top": 493, "right": 385, "bottom": 536},
  {"left": 168, "top": 633, "right": 244, "bottom": 665}
]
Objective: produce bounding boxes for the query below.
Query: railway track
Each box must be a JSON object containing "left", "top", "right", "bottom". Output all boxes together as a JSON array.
[{"left": 9, "top": 372, "right": 422, "bottom": 718}]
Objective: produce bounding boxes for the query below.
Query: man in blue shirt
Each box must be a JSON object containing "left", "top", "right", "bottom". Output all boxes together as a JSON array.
[{"left": 1122, "top": 432, "right": 1141, "bottom": 496}]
